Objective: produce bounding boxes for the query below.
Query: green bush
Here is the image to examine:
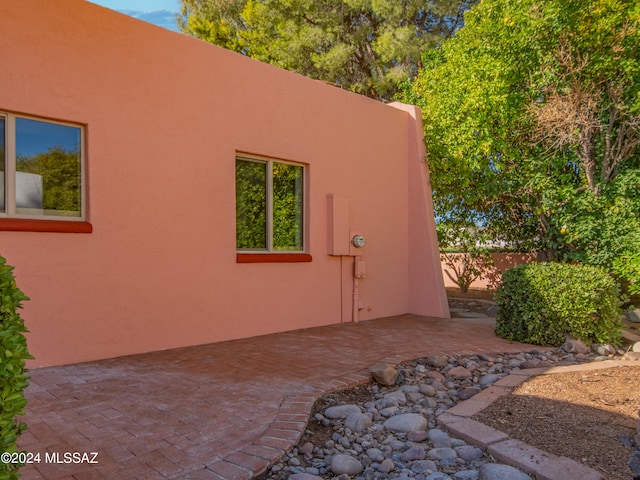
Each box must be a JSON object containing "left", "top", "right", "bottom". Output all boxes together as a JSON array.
[
  {"left": 0, "top": 257, "right": 33, "bottom": 479},
  {"left": 612, "top": 252, "right": 640, "bottom": 297},
  {"left": 494, "top": 262, "right": 622, "bottom": 346}
]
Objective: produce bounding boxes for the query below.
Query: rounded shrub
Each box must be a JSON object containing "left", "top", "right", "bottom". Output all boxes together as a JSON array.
[
  {"left": 0, "top": 256, "right": 33, "bottom": 480},
  {"left": 494, "top": 262, "right": 622, "bottom": 346}
]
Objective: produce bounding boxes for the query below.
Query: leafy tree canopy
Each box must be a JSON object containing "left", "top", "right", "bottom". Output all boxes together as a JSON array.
[
  {"left": 404, "top": 0, "right": 640, "bottom": 272},
  {"left": 179, "top": 0, "right": 476, "bottom": 100}
]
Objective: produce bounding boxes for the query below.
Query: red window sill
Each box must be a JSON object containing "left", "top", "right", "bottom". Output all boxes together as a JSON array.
[
  {"left": 237, "top": 253, "right": 312, "bottom": 263},
  {"left": 0, "top": 218, "right": 93, "bottom": 233}
]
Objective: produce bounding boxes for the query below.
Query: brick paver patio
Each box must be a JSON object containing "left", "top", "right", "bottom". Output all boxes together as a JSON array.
[{"left": 18, "top": 314, "right": 532, "bottom": 479}]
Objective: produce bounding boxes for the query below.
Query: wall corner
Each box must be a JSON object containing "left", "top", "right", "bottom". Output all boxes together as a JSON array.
[{"left": 388, "top": 102, "right": 449, "bottom": 318}]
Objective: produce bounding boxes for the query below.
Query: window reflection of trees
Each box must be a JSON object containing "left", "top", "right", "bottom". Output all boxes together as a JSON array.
[
  {"left": 236, "top": 158, "right": 304, "bottom": 251},
  {"left": 16, "top": 147, "right": 81, "bottom": 216}
]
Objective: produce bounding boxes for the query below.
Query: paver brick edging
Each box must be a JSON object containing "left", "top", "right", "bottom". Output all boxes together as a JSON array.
[
  {"left": 487, "top": 438, "right": 605, "bottom": 480},
  {"left": 214, "top": 371, "right": 372, "bottom": 480},
  {"left": 211, "top": 359, "right": 429, "bottom": 479},
  {"left": 436, "top": 361, "right": 638, "bottom": 480},
  {"left": 437, "top": 414, "right": 509, "bottom": 449}
]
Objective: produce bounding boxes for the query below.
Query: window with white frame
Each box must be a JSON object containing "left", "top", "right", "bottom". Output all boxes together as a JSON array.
[
  {"left": 236, "top": 155, "right": 305, "bottom": 252},
  {"left": 0, "top": 113, "right": 84, "bottom": 219}
]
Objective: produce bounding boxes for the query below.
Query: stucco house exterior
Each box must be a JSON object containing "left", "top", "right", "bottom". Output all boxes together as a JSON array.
[{"left": 0, "top": 0, "right": 448, "bottom": 367}]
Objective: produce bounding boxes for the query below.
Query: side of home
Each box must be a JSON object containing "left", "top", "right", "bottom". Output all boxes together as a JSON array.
[{"left": 0, "top": 0, "right": 448, "bottom": 367}]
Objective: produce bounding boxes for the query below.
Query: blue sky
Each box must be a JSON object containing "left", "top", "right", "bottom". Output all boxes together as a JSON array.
[
  {"left": 16, "top": 118, "right": 81, "bottom": 157},
  {"left": 88, "top": 0, "right": 181, "bottom": 32}
]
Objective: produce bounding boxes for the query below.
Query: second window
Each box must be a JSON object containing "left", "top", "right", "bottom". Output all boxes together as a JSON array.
[{"left": 236, "top": 155, "right": 305, "bottom": 252}]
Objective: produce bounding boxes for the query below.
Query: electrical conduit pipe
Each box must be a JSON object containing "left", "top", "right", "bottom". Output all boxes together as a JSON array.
[{"left": 352, "top": 255, "right": 365, "bottom": 323}]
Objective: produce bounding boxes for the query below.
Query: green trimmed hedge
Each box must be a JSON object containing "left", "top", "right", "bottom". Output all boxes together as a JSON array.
[
  {"left": 495, "top": 262, "right": 622, "bottom": 346},
  {"left": 0, "top": 257, "right": 32, "bottom": 480}
]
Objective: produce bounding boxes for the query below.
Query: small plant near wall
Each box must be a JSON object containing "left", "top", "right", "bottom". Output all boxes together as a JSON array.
[
  {"left": 440, "top": 250, "right": 496, "bottom": 293},
  {"left": 495, "top": 262, "right": 622, "bottom": 346},
  {"left": 0, "top": 256, "right": 33, "bottom": 480},
  {"left": 438, "top": 220, "right": 498, "bottom": 293}
]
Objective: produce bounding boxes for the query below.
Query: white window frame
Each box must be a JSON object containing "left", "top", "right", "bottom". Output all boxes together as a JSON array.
[
  {"left": 236, "top": 153, "right": 307, "bottom": 253},
  {"left": 0, "top": 112, "right": 86, "bottom": 221}
]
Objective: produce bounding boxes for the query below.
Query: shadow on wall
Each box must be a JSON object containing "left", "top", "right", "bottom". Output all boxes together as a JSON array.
[{"left": 440, "top": 252, "right": 538, "bottom": 292}]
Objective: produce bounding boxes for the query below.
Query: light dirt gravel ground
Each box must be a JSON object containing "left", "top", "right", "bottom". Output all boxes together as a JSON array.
[{"left": 473, "top": 366, "right": 640, "bottom": 480}]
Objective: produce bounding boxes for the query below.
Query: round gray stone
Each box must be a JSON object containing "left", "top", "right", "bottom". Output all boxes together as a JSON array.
[
  {"left": 388, "top": 438, "right": 405, "bottom": 450},
  {"left": 299, "top": 442, "right": 314, "bottom": 455},
  {"left": 421, "top": 397, "right": 438, "bottom": 409},
  {"left": 289, "top": 474, "right": 324, "bottom": 480},
  {"left": 380, "top": 406, "right": 399, "bottom": 417},
  {"left": 427, "top": 447, "right": 457, "bottom": 460},
  {"left": 410, "top": 460, "right": 438, "bottom": 474},
  {"left": 407, "top": 430, "right": 429, "bottom": 442},
  {"left": 458, "top": 388, "right": 478, "bottom": 400},
  {"left": 454, "top": 445, "right": 484, "bottom": 462},
  {"left": 627, "top": 310, "right": 640, "bottom": 323},
  {"left": 330, "top": 454, "right": 363, "bottom": 476},
  {"left": 382, "top": 391, "right": 407, "bottom": 406},
  {"left": 324, "top": 404, "right": 362, "bottom": 419},
  {"left": 400, "top": 445, "right": 426, "bottom": 462},
  {"left": 377, "top": 458, "right": 395, "bottom": 473},
  {"left": 366, "top": 448, "right": 384, "bottom": 462},
  {"left": 345, "top": 412, "right": 373, "bottom": 432},
  {"left": 419, "top": 384, "right": 437, "bottom": 397},
  {"left": 426, "top": 473, "right": 453, "bottom": 480},
  {"left": 427, "top": 429, "right": 452, "bottom": 448},
  {"left": 479, "top": 464, "right": 532, "bottom": 480},
  {"left": 561, "top": 337, "right": 590, "bottom": 354},
  {"left": 383, "top": 413, "right": 428, "bottom": 433},
  {"left": 453, "top": 471, "right": 479, "bottom": 480},
  {"left": 479, "top": 374, "right": 500, "bottom": 386},
  {"left": 519, "top": 360, "right": 540, "bottom": 369},
  {"left": 594, "top": 343, "right": 616, "bottom": 356}
]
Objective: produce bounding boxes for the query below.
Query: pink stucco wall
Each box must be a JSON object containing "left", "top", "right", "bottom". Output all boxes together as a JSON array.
[{"left": 0, "top": 0, "right": 448, "bottom": 367}]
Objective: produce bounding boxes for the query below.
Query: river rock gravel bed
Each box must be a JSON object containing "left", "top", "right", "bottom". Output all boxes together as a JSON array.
[{"left": 259, "top": 345, "right": 636, "bottom": 480}]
